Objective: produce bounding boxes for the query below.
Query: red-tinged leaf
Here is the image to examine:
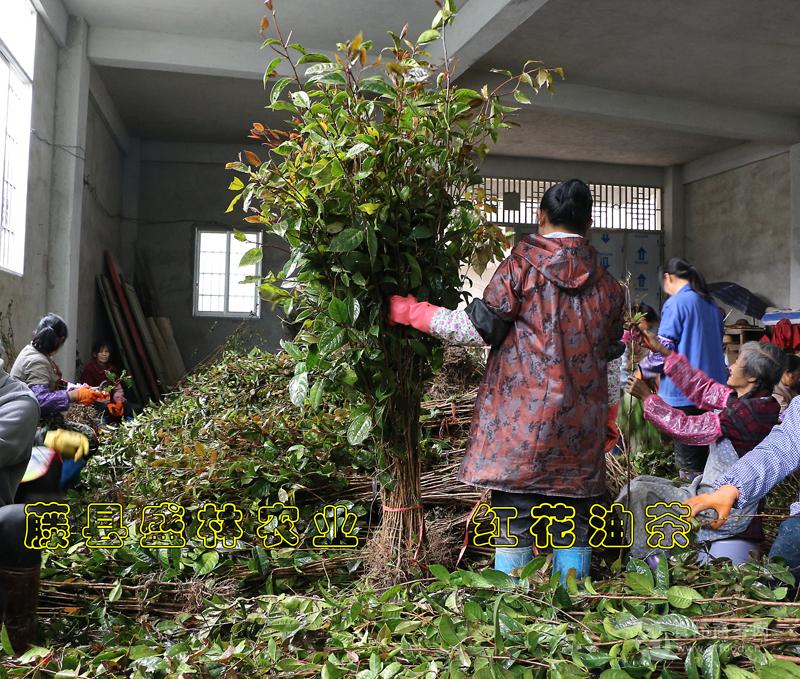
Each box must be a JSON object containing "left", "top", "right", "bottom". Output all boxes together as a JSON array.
[
  {"left": 244, "top": 150, "right": 262, "bottom": 167},
  {"left": 244, "top": 215, "right": 263, "bottom": 223},
  {"left": 260, "top": 16, "right": 270, "bottom": 33}
]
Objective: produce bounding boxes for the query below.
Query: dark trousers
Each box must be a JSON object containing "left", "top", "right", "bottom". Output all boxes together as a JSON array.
[
  {"left": 0, "top": 505, "right": 42, "bottom": 568},
  {"left": 769, "top": 515, "right": 800, "bottom": 585},
  {"left": 673, "top": 405, "right": 710, "bottom": 474},
  {"left": 491, "top": 490, "right": 593, "bottom": 548}
]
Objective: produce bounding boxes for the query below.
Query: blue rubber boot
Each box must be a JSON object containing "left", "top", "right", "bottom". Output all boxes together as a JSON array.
[
  {"left": 552, "top": 547, "right": 591, "bottom": 584},
  {"left": 494, "top": 546, "right": 532, "bottom": 581}
]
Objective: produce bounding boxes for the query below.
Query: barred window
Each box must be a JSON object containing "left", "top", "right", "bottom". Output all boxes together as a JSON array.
[
  {"left": 194, "top": 229, "right": 262, "bottom": 318},
  {"left": 0, "top": 0, "right": 36, "bottom": 275},
  {"left": 482, "top": 178, "right": 662, "bottom": 232}
]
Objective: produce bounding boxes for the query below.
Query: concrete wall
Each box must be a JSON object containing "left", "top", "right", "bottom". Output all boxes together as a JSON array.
[
  {"left": 75, "top": 96, "right": 127, "bottom": 370},
  {"left": 0, "top": 17, "right": 58, "bottom": 362},
  {"left": 685, "top": 153, "right": 790, "bottom": 308},
  {"left": 136, "top": 152, "right": 290, "bottom": 369}
]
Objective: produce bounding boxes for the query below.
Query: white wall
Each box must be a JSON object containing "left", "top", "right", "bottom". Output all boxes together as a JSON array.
[{"left": 685, "top": 153, "right": 790, "bottom": 308}]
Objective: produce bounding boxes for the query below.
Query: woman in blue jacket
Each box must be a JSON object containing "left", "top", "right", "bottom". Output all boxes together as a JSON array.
[{"left": 640, "top": 257, "right": 727, "bottom": 478}]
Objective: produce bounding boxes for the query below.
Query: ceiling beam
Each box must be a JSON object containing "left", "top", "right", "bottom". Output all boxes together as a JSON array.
[
  {"left": 428, "top": 0, "right": 552, "bottom": 77},
  {"left": 30, "top": 0, "right": 68, "bottom": 47},
  {"left": 88, "top": 26, "right": 334, "bottom": 82},
  {"left": 458, "top": 76, "right": 800, "bottom": 143}
]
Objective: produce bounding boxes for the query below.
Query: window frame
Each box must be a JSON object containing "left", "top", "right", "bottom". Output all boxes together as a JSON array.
[
  {"left": 193, "top": 228, "right": 263, "bottom": 319},
  {"left": 0, "top": 8, "right": 35, "bottom": 277}
]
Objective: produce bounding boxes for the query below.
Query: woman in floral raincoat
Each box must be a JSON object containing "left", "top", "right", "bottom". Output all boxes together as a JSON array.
[{"left": 390, "top": 179, "right": 625, "bottom": 580}]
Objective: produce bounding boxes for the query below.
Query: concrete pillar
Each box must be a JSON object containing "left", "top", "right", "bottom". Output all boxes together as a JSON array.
[
  {"left": 121, "top": 137, "right": 140, "bottom": 273},
  {"left": 46, "top": 17, "right": 89, "bottom": 380},
  {"left": 662, "top": 165, "right": 685, "bottom": 261},
  {"left": 790, "top": 144, "right": 800, "bottom": 308}
]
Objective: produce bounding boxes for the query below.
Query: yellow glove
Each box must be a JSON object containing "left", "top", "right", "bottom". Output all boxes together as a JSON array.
[{"left": 44, "top": 429, "right": 89, "bottom": 462}]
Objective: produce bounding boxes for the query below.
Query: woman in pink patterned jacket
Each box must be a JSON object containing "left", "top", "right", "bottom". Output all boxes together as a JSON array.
[
  {"left": 621, "top": 336, "right": 785, "bottom": 561},
  {"left": 389, "top": 179, "right": 625, "bottom": 581}
]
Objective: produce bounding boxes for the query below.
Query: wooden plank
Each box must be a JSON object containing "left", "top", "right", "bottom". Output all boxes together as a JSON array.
[
  {"left": 146, "top": 317, "right": 176, "bottom": 388},
  {"left": 123, "top": 281, "right": 169, "bottom": 389},
  {"left": 96, "top": 274, "right": 148, "bottom": 403},
  {"left": 105, "top": 251, "right": 161, "bottom": 400},
  {"left": 155, "top": 317, "right": 186, "bottom": 381}
]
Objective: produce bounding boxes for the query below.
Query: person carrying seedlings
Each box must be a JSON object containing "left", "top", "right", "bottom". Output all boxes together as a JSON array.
[
  {"left": 638, "top": 258, "right": 727, "bottom": 480},
  {"left": 686, "top": 396, "right": 800, "bottom": 583},
  {"left": 620, "top": 331, "right": 785, "bottom": 563},
  {"left": 389, "top": 179, "right": 625, "bottom": 581}
]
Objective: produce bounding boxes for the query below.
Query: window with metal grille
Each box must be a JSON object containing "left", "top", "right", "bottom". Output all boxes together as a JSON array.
[
  {"left": 0, "top": 1, "right": 35, "bottom": 275},
  {"left": 194, "top": 230, "right": 262, "bottom": 318},
  {"left": 482, "top": 178, "right": 662, "bottom": 232}
]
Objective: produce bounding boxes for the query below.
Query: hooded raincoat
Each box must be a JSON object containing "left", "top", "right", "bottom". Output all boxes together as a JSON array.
[{"left": 457, "top": 233, "right": 625, "bottom": 497}]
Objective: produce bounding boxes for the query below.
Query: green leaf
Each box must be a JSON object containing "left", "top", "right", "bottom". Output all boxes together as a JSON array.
[
  {"left": 225, "top": 192, "right": 243, "bottom": 213},
  {"left": 308, "top": 380, "right": 324, "bottom": 410},
  {"left": 297, "top": 52, "right": 331, "bottom": 64},
  {"left": 16, "top": 646, "right": 51, "bottom": 663},
  {"left": 196, "top": 550, "right": 220, "bottom": 575},
  {"left": 518, "top": 555, "right": 546, "bottom": 580},
  {"left": 1, "top": 624, "right": 14, "bottom": 656},
  {"left": 319, "top": 327, "right": 346, "bottom": 355},
  {"left": 411, "top": 225, "right": 433, "bottom": 239},
  {"left": 513, "top": 89, "right": 531, "bottom": 104},
  {"left": 329, "top": 228, "right": 364, "bottom": 252},
  {"left": 347, "top": 411, "right": 372, "bottom": 445},
  {"left": 290, "top": 90, "right": 311, "bottom": 108},
  {"left": 417, "top": 29, "right": 441, "bottom": 44},
  {"left": 360, "top": 77, "right": 396, "bottom": 98},
  {"left": 600, "top": 671, "right": 634, "bottom": 679},
  {"left": 625, "top": 571, "right": 654, "bottom": 596},
  {"left": 366, "top": 224, "right": 378, "bottom": 265},
  {"left": 229, "top": 176, "right": 244, "bottom": 191},
  {"left": 264, "top": 56, "right": 283, "bottom": 82},
  {"left": 270, "top": 77, "right": 292, "bottom": 104},
  {"left": 603, "top": 612, "right": 643, "bottom": 640},
  {"left": 358, "top": 202, "right": 382, "bottom": 215},
  {"left": 702, "top": 644, "right": 721, "bottom": 679},
  {"left": 723, "top": 668, "right": 757, "bottom": 679},
  {"left": 667, "top": 585, "right": 702, "bottom": 609},
  {"left": 758, "top": 661, "right": 800, "bottom": 679},
  {"left": 328, "top": 297, "right": 351, "bottom": 324},
  {"left": 288, "top": 372, "right": 309, "bottom": 406},
  {"left": 108, "top": 579, "right": 123, "bottom": 602},
  {"left": 239, "top": 247, "right": 263, "bottom": 266},
  {"left": 652, "top": 613, "right": 698, "bottom": 636},
  {"left": 438, "top": 615, "right": 460, "bottom": 646},
  {"left": 429, "top": 564, "right": 450, "bottom": 583},
  {"left": 346, "top": 142, "right": 371, "bottom": 159},
  {"left": 493, "top": 594, "right": 504, "bottom": 652}
]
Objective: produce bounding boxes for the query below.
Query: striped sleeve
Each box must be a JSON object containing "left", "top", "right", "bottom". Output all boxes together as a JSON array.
[{"left": 714, "top": 398, "right": 800, "bottom": 515}]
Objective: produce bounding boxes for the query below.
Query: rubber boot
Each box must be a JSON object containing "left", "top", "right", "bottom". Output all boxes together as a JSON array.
[
  {"left": 0, "top": 565, "right": 40, "bottom": 654},
  {"left": 552, "top": 546, "right": 591, "bottom": 584},
  {"left": 494, "top": 545, "right": 532, "bottom": 581}
]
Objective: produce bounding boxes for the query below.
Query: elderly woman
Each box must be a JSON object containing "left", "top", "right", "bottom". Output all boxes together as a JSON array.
[
  {"left": 11, "top": 313, "right": 105, "bottom": 414},
  {"left": 618, "top": 336, "right": 785, "bottom": 560}
]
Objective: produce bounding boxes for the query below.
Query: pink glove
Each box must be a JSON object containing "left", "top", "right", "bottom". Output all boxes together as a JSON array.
[
  {"left": 388, "top": 295, "right": 439, "bottom": 334},
  {"left": 407, "top": 301, "right": 439, "bottom": 334},
  {"left": 388, "top": 295, "right": 418, "bottom": 326}
]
